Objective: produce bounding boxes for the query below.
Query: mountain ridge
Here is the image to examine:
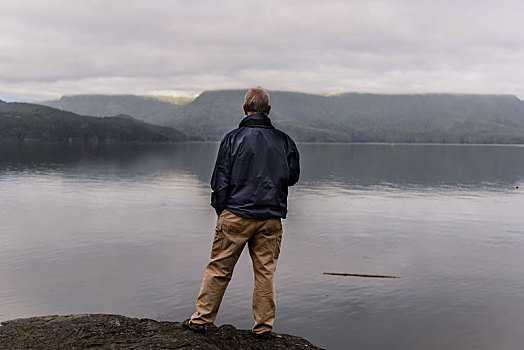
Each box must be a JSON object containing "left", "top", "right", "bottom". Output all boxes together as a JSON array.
[
  {"left": 0, "top": 101, "right": 187, "bottom": 143},
  {"left": 42, "top": 94, "right": 194, "bottom": 126},
  {"left": 167, "top": 90, "right": 524, "bottom": 143},
  {"left": 34, "top": 90, "right": 524, "bottom": 143}
]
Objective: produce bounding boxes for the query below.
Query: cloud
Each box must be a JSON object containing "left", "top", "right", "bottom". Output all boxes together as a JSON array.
[{"left": 1, "top": 0, "right": 523, "bottom": 101}]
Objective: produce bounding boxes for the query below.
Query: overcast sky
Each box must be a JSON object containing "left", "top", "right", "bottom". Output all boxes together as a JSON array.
[{"left": 1, "top": 0, "right": 523, "bottom": 102}]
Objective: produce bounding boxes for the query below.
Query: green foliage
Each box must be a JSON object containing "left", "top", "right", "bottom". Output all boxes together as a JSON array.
[
  {"left": 38, "top": 91, "right": 524, "bottom": 144},
  {"left": 0, "top": 102, "right": 187, "bottom": 143},
  {"left": 165, "top": 91, "right": 524, "bottom": 143}
]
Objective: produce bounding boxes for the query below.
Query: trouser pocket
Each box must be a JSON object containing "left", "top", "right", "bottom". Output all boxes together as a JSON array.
[
  {"left": 260, "top": 221, "right": 283, "bottom": 260},
  {"left": 211, "top": 227, "right": 224, "bottom": 258},
  {"left": 273, "top": 235, "right": 282, "bottom": 259}
]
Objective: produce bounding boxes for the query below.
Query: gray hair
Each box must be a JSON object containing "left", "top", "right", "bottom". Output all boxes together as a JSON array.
[{"left": 244, "top": 86, "right": 270, "bottom": 114}]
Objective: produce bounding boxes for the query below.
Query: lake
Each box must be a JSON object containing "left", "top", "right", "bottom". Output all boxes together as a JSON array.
[{"left": 1, "top": 142, "right": 524, "bottom": 349}]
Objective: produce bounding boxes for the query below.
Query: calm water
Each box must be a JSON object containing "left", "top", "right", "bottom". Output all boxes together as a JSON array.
[{"left": 1, "top": 142, "right": 524, "bottom": 349}]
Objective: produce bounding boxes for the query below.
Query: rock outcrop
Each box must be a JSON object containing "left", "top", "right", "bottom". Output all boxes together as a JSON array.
[{"left": 0, "top": 314, "right": 322, "bottom": 349}]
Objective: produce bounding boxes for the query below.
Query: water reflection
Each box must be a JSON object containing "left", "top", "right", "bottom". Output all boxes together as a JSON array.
[
  {"left": 0, "top": 143, "right": 218, "bottom": 183},
  {"left": 299, "top": 143, "right": 524, "bottom": 188},
  {"left": 2, "top": 142, "right": 524, "bottom": 189}
]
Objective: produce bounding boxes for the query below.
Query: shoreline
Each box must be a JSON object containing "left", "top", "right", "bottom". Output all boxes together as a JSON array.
[{"left": 0, "top": 314, "right": 323, "bottom": 349}]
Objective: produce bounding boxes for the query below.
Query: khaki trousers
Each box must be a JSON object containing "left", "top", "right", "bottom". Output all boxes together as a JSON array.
[{"left": 190, "top": 209, "right": 283, "bottom": 334}]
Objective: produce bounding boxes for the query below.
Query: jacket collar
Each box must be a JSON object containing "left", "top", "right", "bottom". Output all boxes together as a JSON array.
[{"left": 238, "top": 113, "right": 275, "bottom": 129}]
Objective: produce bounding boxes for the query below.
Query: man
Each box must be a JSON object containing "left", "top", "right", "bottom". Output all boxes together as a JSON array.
[{"left": 183, "top": 86, "right": 300, "bottom": 338}]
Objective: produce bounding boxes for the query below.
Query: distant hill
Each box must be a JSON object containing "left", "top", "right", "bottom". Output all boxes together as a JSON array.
[
  {"left": 42, "top": 95, "right": 193, "bottom": 126},
  {"left": 41, "top": 91, "right": 524, "bottom": 143},
  {"left": 0, "top": 102, "right": 187, "bottom": 143},
  {"left": 163, "top": 90, "right": 524, "bottom": 143}
]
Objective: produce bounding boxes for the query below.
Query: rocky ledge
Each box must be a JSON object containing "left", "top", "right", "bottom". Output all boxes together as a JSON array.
[{"left": 0, "top": 314, "right": 322, "bottom": 349}]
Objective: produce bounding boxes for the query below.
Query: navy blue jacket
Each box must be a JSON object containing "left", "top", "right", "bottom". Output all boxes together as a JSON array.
[{"left": 210, "top": 113, "right": 300, "bottom": 219}]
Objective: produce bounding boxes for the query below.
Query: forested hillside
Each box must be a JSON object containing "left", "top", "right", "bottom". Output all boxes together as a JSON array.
[
  {"left": 167, "top": 91, "right": 524, "bottom": 143},
  {"left": 0, "top": 102, "right": 187, "bottom": 143},
  {"left": 40, "top": 91, "right": 524, "bottom": 143},
  {"left": 42, "top": 95, "right": 192, "bottom": 125}
]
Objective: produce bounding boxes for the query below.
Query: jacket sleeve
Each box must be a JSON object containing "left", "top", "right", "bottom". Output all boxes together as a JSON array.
[
  {"left": 287, "top": 138, "right": 300, "bottom": 187},
  {"left": 210, "top": 135, "right": 232, "bottom": 215}
]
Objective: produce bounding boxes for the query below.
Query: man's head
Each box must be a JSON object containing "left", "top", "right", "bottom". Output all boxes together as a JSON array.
[{"left": 243, "top": 86, "right": 271, "bottom": 116}]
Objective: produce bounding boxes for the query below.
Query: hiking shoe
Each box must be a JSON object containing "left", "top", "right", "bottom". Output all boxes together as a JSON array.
[
  {"left": 253, "top": 331, "right": 271, "bottom": 339},
  {"left": 183, "top": 319, "right": 205, "bottom": 333}
]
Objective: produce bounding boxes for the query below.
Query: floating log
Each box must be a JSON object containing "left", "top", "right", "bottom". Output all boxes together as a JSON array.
[{"left": 323, "top": 272, "right": 399, "bottom": 278}]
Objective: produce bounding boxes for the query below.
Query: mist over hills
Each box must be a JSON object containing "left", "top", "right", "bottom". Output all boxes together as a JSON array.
[
  {"left": 37, "top": 90, "right": 524, "bottom": 143},
  {"left": 0, "top": 101, "right": 187, "bottom": 143},
  {"left": 42, "top": 94, "right": 192, "bottom": 126}
]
